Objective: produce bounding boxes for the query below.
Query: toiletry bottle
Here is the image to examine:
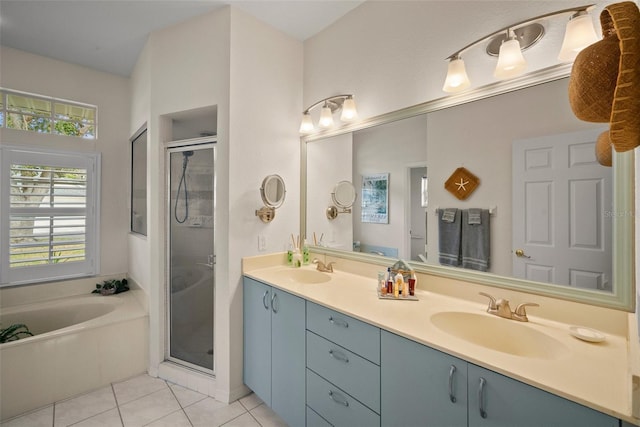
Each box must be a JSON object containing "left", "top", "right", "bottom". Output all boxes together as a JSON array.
[
  {"left": 287, "top": 244, "right": 294, "bottom": 266},
  {"left": 293, "top": 247, "right": 302, "bottom": 268},
  {"left": 378, "top": 271, "right": 387, "bottom": 295},
  {"left": 302, "top": 239, "right": 310, "bottom": 265},
  {"left": 386, "top": 267, "right": 393, "bottom": 294},
  {"left": 394, "top": 272, "right": 403, "bottom": 298}
]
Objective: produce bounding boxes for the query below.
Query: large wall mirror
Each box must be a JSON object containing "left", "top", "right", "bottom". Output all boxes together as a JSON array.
[{"left": 302, "top": 68, "right": 634, "bottom": 311}]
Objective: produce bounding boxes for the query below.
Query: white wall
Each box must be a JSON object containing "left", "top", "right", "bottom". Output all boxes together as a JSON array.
[
  {"left": 303, "top": 0, "right": 610, "bottom": 122},
  {"left": 352, "top": 114, "right": 427, "bottom": 259},
  {"left": 227, "top": 6, "right": 303, "bottom": 398},
  {"left": 426, "top": 78, "right": 605, "bottom": 276},
  {"left": 307, "top": 133, "right": 353, "bottom": 250},
  {"left": 128, "top": 5, "right": 302, "bottom": 400},
  {"left": 0, "top": 46, "right": 130, "bottom": 279}
]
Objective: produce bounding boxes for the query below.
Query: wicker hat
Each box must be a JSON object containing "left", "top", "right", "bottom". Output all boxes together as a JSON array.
[{"left": 569, "top": 2, "right": 640, "bottom": 152}]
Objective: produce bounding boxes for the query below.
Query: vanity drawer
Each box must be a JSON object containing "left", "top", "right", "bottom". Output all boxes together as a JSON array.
[
  {"left": 307, "top": 406, "right": 333, "bottom": 427},
  {"left": 306, "top": 302, "right": 380, "bottom": 364},
  {"left": 307, "top": 369, "right": 380, "bottom": 427},
  {"left": 307, "top": 331, "right": 380, "bottom": 412}
]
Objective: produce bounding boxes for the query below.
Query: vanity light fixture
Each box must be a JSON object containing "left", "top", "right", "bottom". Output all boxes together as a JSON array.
[
  {"left": 442, "top": 4, "right": 598, "bottom": 93},
  {"left": 299, "top": 94, "right": 358, "bottom": 134}
]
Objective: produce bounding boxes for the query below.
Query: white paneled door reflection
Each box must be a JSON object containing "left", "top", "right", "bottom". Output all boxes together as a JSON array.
[{"left": 512, "top": 128, "right": 612, "bottom": 290}]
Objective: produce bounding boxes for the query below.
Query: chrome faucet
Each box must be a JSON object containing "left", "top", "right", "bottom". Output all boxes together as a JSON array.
[
  {"left": 479, "top": 292, "right": 539, "bottom": 322},
  {"left": 312, "top": 259, "right": 335, "bottom": 273}
]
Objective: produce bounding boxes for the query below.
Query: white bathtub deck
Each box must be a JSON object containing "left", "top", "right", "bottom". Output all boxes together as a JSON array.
[{"left": 0, "top": 374, "right": 286, "bottom": 427}]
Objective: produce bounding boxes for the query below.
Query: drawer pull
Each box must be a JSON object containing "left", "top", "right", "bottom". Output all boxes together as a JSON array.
[
  {"left": 328, "top": 390, "right": 349, "bottom": 407},
  {"left": 448, "top": 365, "right": 457, "bottom": 403},
  {"left": 328, "top": 349, "right": 349, "bottom": 363},
  {"left": 329, "top": 316, "right": 349, "bottom": 328},
  {"left": 262, "top": 290, "right": 269, "bottom": 310},
  {"left": 478, "top": 377, "right": 487, "bottom": 419}
]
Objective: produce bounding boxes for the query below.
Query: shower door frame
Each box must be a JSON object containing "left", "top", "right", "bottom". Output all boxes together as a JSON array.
[{"left": 165, "top": 138, "right": 217, "bottom": 375}]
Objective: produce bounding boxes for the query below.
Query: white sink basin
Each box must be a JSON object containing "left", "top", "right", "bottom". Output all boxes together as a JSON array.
[
  {"left": 276, "top": 269, "right": 331, "bottom": 284},
  {"left": 430, "top": 311, "right": 569, "bottom": 360}
]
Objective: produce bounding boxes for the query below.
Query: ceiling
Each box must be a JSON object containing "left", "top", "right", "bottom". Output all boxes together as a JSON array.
[{"left": 0, "top": 0, "right": 364, "bottom": 77}]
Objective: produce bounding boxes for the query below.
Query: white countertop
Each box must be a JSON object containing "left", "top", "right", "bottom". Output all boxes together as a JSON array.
[{"left": 243, "top": 259, "right": 636, "bottom": 425}]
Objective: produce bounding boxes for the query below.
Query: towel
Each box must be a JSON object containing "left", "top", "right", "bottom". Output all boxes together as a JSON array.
[
  {"left": 468, "top": 208, "right": 482, "bottom": 225},
  {"left": 461, "top": 209, "right": 490, "bottom": 272},
  {"left": 438, "top": 208, "right": 461, "bottom": 266}
]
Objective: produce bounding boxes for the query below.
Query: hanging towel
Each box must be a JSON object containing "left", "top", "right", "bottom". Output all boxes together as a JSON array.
[
  {"left": 438, "top": 208, "right": 461, "bottom": 266},
  {"left": 461, "top": 209, "right": 490, "bottom": 272},
  {"left": 468, "top": 208, "right": 482, "bottom": 225}
]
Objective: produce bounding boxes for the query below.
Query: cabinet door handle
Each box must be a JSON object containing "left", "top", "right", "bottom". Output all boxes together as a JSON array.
[
  {"left": 329, "top": 349, "right": 349, "bottom": 363},
  {"left": 329, "top": 316, "right": 349, "bottom": 328},
  {"left": 478, "top": 377, "right": 488, "bottom": 419},
  {"left": 448, "top": 365, "right": 457, "bottom": 403},
  {"left": 271, "top": 293, "right": 279, "bottom": 314},
  {"left": 262, "top": 290, "right": 269, "bottom": 310},
  {"left": 328, "top": 390, "right": 349, "bottom": 407}
]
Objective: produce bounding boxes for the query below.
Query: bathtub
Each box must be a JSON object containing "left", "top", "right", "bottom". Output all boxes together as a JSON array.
[{"left": 0, "top": 292, "right": 148, "bottom": 421}]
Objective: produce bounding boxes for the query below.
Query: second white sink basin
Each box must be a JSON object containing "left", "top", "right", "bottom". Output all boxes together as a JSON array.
[
  {"left": 276, "top": 269, "right": 332, "bottom": 284},
  {"left": 430, "top": 311, "right": 569, "bottom": 360}
]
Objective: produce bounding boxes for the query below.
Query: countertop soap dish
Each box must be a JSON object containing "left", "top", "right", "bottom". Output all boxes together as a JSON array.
[{"left": 569, "top": 326, "right": 606, "bottom": 343}]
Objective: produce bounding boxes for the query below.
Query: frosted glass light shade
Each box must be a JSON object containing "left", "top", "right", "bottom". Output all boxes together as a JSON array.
[
  {"left": 494, "top": 38, "right": 527, "bottom": 79},
  {"left": 299, "top": 112, "right": 314, "bottom": 134},
  {"left": 340, "top": 97, "right": 358, "bottom": 122},
  {"left": 319, "top": 105, "right": 334, "bottom": 128},
  {"left": 558, "top": 13, "right": 599, "bottom": 62},
  {"left": 442, "top": 58, "right": 471, "bottom": 92}
]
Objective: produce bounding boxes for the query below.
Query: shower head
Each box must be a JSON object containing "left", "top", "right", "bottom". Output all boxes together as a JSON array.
[{"left": 183, "top": 151, "right": 194, "bottom": 157}]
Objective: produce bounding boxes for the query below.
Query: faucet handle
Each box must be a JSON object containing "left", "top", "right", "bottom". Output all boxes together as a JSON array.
[
  {"left": 478, "top": 292, "right": 497, "bottom": 311},
  {"left": 514, "top": 302, "right": 539, "bottom": 317}
]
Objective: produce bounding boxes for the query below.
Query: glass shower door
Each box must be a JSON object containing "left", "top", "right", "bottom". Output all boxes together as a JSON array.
[{"left": 168, "top": 144, "right": 215, "bottom": 372}]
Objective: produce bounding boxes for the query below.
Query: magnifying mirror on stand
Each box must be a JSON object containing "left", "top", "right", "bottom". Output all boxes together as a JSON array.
[
  {"left": 256, "top": 174, "right": 286, "bottom": 223},
  {"left": 326, "top": 181, "right": 357, "bottom": 220}
]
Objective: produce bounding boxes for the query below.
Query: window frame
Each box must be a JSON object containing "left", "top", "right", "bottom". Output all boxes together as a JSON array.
[
  {"left": 130, "top": 127, "right": 148, "bottom": 236},
  {"left": 0, "top": 146, "right": 101, "bottom": 286}
]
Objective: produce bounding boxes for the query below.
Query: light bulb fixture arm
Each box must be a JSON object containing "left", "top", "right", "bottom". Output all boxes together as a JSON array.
[
  {"left": 445, "top": 4, "right": 595, "bottom": 60},
  {"left": 303, "top": 94, "right": 354, "bottom": 114}
]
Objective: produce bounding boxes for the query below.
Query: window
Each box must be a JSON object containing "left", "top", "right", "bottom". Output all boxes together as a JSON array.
[
  {"left": 1, "top": 147, "right": 100, "bottom": 285},
  {"left": 0, "top": 89, "right": 97, "bottom": 139}
]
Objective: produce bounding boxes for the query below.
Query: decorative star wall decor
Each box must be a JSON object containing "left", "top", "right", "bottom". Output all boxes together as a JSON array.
[{"left": 444, "top": 167, "right": 480, "bottom": 200}]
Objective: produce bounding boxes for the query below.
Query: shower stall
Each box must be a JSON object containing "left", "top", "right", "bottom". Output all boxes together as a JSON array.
[{"left": 167, "top": 142, "right": 216, "bottom": 373}]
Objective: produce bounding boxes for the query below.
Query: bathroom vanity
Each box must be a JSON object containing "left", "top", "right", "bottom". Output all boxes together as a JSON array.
[{"left": 242, "top": 253, "right": 637, "bottom": 427}]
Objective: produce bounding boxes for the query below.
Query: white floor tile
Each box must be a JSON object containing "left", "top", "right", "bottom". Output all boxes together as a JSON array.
[
  {"left": 183, "top": 399, "right": 246, "bottom": 427},
  {"left": 238, "top": 393, "right": 263, "bottom": 411},
  {"left": 113, "top": 375, "right": 167, "bottom": 406},
  {"left": 169, "top": 383, "right": 207, "bottom": 407},
  {"left": 145, "top": 410, "right": 191, "bottom": 427},
  {"left": 55, "top": 386, "right": 116, "bottom": 426},
  {"left": 119, "top": 388, "right": 180, "bottom": 427},
  {"left": 1, "top": 405, "right": 53, "bottom": 427},
  {"left": 70, "top": 408, "right": 122, "bottom": 427},
  {"left": 220, "top": 412, "right": 261, "bottom": 427},
  {"left": 250, "top": 404, "right": 288, "bottom": 427}
]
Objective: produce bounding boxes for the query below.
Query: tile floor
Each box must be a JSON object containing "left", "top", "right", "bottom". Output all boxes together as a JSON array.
[{"left": 1, "top": 374, "right": 288, "bottom": 427}]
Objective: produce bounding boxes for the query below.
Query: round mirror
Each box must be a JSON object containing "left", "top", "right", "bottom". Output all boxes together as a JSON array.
[
  {"left": 331, "top": 181, "right": 357, "bottom": 209},
  {"left": 260, "top": 174, "right": 286, "bottom": 208}
]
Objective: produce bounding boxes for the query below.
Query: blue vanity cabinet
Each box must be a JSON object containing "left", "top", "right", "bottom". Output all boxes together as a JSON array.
[
  {"left": 243, "top": 277, "right": 306, "bottom": 427},
  {"left": 306, "top": 302, "right": 381, "bottom": 426},
  {"left": 381, "top": 330, "right": 468, "bottom": 427},
  {"left": 467, "top": 365, "right": 619, "bottom": 427}
]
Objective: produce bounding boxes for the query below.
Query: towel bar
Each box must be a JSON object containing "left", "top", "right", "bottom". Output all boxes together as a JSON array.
[{"left": 434, "top": 206, "right": 497, "bottom": 216}]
